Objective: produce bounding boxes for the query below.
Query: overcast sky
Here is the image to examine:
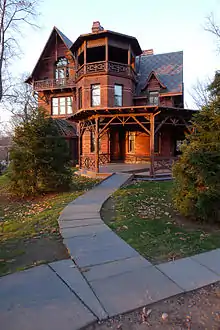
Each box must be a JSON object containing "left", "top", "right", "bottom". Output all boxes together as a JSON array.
[{"left": 1, "top": 0, "right": 220, "bottom": 122}]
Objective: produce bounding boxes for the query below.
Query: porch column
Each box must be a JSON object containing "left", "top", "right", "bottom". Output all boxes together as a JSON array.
[
  {"left": 78, "top": 122, "right": 82, "bottom": 168},
  {"left": 150, "top": 114, "right": 155, "bottom": 177},
  {"left": 95, "top": 117, "right": 99, "bottom": 173}
]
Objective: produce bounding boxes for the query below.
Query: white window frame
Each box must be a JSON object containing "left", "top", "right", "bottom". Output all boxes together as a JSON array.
[{"left": 52, "top": 96, "right": 73, "bottom": 115}]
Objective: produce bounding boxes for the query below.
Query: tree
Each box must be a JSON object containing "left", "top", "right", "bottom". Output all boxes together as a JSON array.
[
  {"left": 0, "top": 0, "right": 39, "bottom": 102},
  {"left": 204, "top": 13, "right": 220, "bottom": 52},
  {"left": 9, "top": 108, "right": 72, "bottom": 197},
  {"left": 6, "top": 72, "right": 37, "bottom": 125},
  {"left": 190, "top": 78, "right": 211, "bottom": 109},
  {"left": 172, "top": 77, "right": 220, "bottom": 222}
]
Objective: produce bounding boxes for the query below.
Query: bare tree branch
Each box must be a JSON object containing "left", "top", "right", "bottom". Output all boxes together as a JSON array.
[
  {"left": 190, "top": 78, "right": 212, "bottom": 109},
  {"left": 0, "top": 0, "right": 40, "bottom": 102},
  {"left": 204, "top": 13, "right": 220, "bottom": 52}
]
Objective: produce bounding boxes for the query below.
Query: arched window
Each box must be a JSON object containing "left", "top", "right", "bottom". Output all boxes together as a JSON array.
[{"left": 55, "top": 57, "right": 69, "bottom": 81}]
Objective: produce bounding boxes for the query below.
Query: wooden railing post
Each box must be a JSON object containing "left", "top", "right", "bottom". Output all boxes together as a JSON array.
[
  {"left": 150, "top": 113, "right": 155, "bottom": 177},
  {"left": 78, "top": 122, "right": 82, "bottom": 168},
  {"left": 84, "top": 40, "right": 87, "bottom": 75},
  {"left": 95, "top": 117, "right": 99, "bottom": 173}
]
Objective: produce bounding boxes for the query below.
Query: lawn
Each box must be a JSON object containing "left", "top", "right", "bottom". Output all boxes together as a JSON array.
[
  {"left": 101, "top": 180, "right": 220, "bottom": 264},
  {"left": 0, "top": 172, "right": 99, "bottom": 276}
]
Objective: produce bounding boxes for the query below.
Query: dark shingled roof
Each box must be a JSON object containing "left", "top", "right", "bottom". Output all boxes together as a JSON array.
[
  {"left": 53, "top": 119, "right": 77, "bottom": 138},
  {"left": 55, "top": 27, "right": 73, "bottom": 49},
  {"left": 136, "top": 51, "right": 183, "bottom": 96}
]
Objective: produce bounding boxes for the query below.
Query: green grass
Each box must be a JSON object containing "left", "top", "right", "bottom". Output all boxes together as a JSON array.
[
  {"left": 0, "top": 173, "right": 99, "bottom": 276},
  {"left": 102, "top": 181, "right": 220, "bottom": 263}
]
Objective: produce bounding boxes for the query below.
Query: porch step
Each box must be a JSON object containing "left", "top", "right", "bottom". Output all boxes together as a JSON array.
[{"left": 134, "top": 173, "right": 173, "bottom": 181}]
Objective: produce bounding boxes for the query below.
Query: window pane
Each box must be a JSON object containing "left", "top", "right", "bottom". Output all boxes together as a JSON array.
[
  {"left": 128, "top": 132, "right": 135, "bottom": 152},
  {"left": 91, "top": 84, "right": 100, "bottom": 106},
  {"left": 114, "top": 85, "right": 122, "bottom": 106},
  {"left": 114, "top": 84, "right": 122, "bottom": 96},
  {"left": 92, "top": 84, "right": 100, "bottom": 96},
  {"left": 114, "top": 95, "right": 122, "bottom": 106},
  {"left": 60, "top": 97, "right": 66, "bottom": 114},
  {"left": 67, "top": 97, "right": 73, "bottom": 114},
  {"left": 92, "top": 95, "right": 100, "bottom": 106},
  {"left": 52, "top": 98, "right": 59, "bottom": 115}
]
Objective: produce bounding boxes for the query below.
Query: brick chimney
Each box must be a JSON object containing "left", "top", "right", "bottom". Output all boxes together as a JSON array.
[
  {"left": 92, "top": 21, "right": 104, "bottom": 33},
  {"left": 142, "top": 49, "right": 154, "bottom": 56}
]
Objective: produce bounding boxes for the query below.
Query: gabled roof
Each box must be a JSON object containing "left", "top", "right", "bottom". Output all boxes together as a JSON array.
[
  {"left": 55, "top": 27, "right": 73, "bottom": 49},
  {"left": 136, "top": 51, "right": 183, "bottom": 96},
  {"left": 142, "top": 70, "right": 166, "bottom": 90},
  {"left": 26, "top": 27, "right": 73, "bottom": 83}
]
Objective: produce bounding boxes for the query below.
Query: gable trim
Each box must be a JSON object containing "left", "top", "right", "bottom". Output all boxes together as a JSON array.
[{"left": 141, "top": 70, "right": 166, "bottom": 91}]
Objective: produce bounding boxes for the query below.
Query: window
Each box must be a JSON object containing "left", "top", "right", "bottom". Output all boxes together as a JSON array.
[
  {"left": 114, "top": 84, "right": 123, "bottom": 106},
  {"left": 91, "top": 84, "right": 100, "bottom": 107},
  {"left": 90, "top": 131, "right": 95, "bottom": 152},
  {"left": 149, "top": 92, "right": 159, "bottom": 105},
  {"left": 51, "top": 97, "right": 73, "bottom": 115},
  {"left": 55, "top": 57, "right": 69, "bottom": 82},
  {"left": 78, "top": 87, "right": 82, "bottom": 109},
  {"left": 128, "top": 132, "right": 135, "bottom": 153}
]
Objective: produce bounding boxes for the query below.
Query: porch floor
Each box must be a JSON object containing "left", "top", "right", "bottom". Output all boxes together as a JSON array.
[{"left": 99, "top": 162, "right": 150, "bottom": 174}]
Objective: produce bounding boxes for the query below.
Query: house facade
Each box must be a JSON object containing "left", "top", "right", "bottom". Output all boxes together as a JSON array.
[{"left": 27, "top": 22, "right": 194, "bottom": 176}]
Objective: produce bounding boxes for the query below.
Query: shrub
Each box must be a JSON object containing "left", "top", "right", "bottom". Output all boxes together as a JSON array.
[
  {"left": 9, "top": 108, "right": 72, "bottom": 197},
  {"left": 173, "top": 98, "right": 220, "bottom": 222}
]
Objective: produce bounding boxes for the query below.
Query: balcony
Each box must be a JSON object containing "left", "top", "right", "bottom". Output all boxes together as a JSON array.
[
  {"left": 33, "top": 78, "right": 75, "bottom": 91},
  {"left": 76, "top": 61, "right": 137, "bottom": 81}
]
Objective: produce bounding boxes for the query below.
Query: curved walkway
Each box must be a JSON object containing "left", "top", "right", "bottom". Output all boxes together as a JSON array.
[
  {"left": 1, "top": 173, "right": 220, "bottom": 330},
  {"left": 58, "top": 173, "right": 220, "bottom": 320}
]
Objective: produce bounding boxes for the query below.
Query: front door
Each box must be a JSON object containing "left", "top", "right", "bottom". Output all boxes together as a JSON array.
[{"left": 110, "top": 128, "right": 125, "bottom": 162}]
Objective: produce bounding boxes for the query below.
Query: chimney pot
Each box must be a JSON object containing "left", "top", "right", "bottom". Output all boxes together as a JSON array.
[
  {"left": 92, "top": 21, "right": 104, "bottom": 33},
  {"left": 142, "top": 49, "right": 154, "bottom": 56}
]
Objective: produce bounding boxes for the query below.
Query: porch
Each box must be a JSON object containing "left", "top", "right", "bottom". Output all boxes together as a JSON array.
[{"left": 69, "top": 105, "right": 195, "bottom": 178}]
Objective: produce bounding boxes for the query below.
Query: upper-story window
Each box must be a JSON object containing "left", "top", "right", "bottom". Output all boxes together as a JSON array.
[
  {"left": 52, "top": 96, "right": 73, "bottom": 115},
  {"left": 114, "top": 84, "right": 123, "bottom": 106},
  {"left": 55, "top": 57, "right": 69, "bottom": 81},
  {"left": 91, "top": 84, "right": 100, "bottom": 107},
  {"left": 78, "top": 87, "right": 82, "bottom": 109},
  {"left": 149, "top": 91, "right": 159, "bottom": 105}
]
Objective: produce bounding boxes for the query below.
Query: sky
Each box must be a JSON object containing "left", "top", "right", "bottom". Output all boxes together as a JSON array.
[{"left": 1, "top": 0, "right": 220, "bottom": 122}]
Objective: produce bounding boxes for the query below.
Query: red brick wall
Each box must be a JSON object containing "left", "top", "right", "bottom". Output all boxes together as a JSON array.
[
  {"left": 81, "top": 129, "right": 110, "bottom": 156},
  {"left": 38, "top": 90, "right": 77, "bottom": 117}
]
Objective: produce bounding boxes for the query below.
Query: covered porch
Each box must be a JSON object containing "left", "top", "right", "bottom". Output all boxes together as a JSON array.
[{"left": 69, "top": 106, "right": 195, "bottom": 177}]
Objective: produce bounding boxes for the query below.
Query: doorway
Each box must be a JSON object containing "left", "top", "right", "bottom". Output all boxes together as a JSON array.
[{"left": 110, "top": 128, "right": 125, "bottom": 162}]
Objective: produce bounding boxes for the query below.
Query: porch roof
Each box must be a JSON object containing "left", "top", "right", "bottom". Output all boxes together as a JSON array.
[{"left": 67, "top": 106, "right": 197, "bottom": 122}]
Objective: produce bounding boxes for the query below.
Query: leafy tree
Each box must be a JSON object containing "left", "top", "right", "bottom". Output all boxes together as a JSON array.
[
  {"left": 173, "top": 74, "right": 220, "bottom": 222},
  {"left": 9, "top": 108, "right": 72, "bottom": 197}
]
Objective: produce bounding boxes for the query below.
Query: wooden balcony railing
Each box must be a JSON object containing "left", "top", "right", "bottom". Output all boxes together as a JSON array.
[
  {"left": 33, "top": 78, "right": 75, "bottom": 91},
  {"left": 76, "top": 61, "right": 137, "bottom": 80}
]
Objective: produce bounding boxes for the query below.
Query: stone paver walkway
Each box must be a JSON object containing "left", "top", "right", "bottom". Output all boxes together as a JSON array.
[
  {"left": 58, "top": 173, "right": 220, "bottom": 320},
  {"left": 1, "top": 173, "right": 220, "bottom": 330}
]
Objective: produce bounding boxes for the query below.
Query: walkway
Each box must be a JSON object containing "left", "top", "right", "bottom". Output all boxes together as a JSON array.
[{"left": 1, "top": 173, "right": 220, "bottom": 330}]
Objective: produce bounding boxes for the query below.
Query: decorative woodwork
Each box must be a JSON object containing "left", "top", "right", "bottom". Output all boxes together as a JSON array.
[
  {"left": 75, "top": 61, "right": 137, "bottom": 80},
  {"left": 34, "top": 78, "right": 75, "bottom": 91}
]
